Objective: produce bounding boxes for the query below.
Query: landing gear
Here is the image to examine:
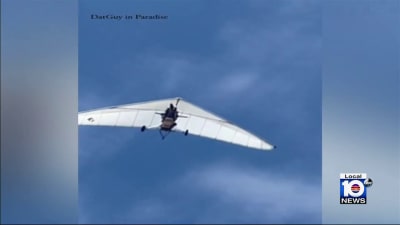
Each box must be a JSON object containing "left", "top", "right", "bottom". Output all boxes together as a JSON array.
[
  {"left": 184, "top": 130, "right": 189, "bottom": 136},
  {"left": 141, "top": 126, "right": 146, "bottom": 132}
]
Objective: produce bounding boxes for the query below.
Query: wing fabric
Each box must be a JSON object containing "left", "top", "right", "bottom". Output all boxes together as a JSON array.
[
  {"left": 78, "top": 97, "right": 275, "bottom": 150},
  {"left": 173, "top": 100, "right": 274, "bottom": 150},
  {"left": 78, "top": 98, "right": 176, "bottom": 128}
]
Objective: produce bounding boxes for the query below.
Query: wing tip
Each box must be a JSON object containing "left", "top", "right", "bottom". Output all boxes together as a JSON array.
[
  {"left": 264, "top": 145, "right": 276, "bottom": 151},
  {"left": 260, "top": 141, "right": 276, "bottom": 151},
  {"left": 261, "top": 145, "right": 276, "bottom": 151}
]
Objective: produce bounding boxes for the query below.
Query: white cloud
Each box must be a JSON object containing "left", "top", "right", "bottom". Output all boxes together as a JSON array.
[
  {"left": 180, "top": 163, "right": 321, "bottom": 223},
  {"left": 215, "top": 72, "right": 260, "bottom": 96},
  {"left": 277, "top": 0, "right": 320, "bottom": 15},
  {"left": 79, "top": 128, "right": 135, "bottom": 167},
  {"left": 117, "top": 162, "right": 321, "bottom": 224},
  {"left": 122, "top": 199, "right": 174, "bottom": 224},
  {"left": 138, "top": 55, "right": 194, "bottom": 92},
  {"left": 218, "top": 16, "right": 320, "bottom": 69}
]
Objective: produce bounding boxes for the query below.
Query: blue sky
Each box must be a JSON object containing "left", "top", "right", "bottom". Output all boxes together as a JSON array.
[{"left": 78, "top": 0, "right": 321, "bottom": 223}]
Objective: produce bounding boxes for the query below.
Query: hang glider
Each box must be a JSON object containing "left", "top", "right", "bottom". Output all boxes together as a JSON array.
[{"left": 78, "top": 97, "right": 276, "bottom": 150}]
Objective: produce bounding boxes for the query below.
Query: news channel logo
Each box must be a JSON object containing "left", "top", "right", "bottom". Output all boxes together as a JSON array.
[{"left": 340, "top": 173, "right": 373, "bottom": 204}]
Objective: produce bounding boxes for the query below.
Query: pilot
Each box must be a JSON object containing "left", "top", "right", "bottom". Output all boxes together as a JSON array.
[
  {"left": 170, "top": 104, "right": 178, "bottom": 119},
  {"left": 164, "top": 104, "right": 176, "bottom": 119}
]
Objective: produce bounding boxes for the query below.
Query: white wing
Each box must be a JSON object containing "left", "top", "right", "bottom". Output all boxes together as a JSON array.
[
  {"left": 78, "top": 97, "right": 275, "bottom": 150},
  {"left": 78, "top": 98, "right": 174, "bottom": 128}
]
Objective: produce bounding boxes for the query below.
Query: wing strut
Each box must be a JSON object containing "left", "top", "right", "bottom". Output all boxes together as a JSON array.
[
  {"left": 159, "top": 130, "right": 171, "bottom": 140},
  {"left": 176, "top": 98, "right": 181, "bottom": 107}
]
